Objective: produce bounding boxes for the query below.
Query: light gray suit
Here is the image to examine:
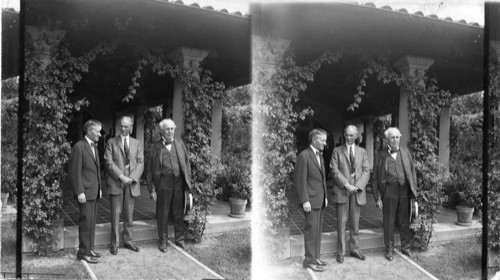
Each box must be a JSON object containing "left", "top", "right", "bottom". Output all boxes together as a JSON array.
[
  {"left": 104, "top": 135, "right": 144, "bottom": 248},
  {"left": 330, "top": 144, "right": 370, "bottom": 255}
]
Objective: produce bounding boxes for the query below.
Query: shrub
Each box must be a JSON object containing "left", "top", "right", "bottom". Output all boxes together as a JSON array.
[
  {"left": 1, "top": 77, "right": 19, "bottom": 199},
  {"left": 445, "top": 165, "right": 482, "bottom": 211}
]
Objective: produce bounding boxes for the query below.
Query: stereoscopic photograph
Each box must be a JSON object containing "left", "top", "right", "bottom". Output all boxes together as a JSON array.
[{"left": 1, "top": 0, "right": 499, "bottom": 279}]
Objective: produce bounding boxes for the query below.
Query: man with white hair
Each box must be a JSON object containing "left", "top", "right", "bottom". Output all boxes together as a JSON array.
[
  {"left": 330, "top": 125, "right": 370, "bottom": 263},
  {"left": 372, "top": 127, "right": 417, "bottom": 261},
  {"left": 146, "top": 119, "right": 192, "bottom": 252}
]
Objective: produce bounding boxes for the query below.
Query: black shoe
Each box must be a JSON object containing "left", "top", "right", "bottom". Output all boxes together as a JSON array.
[
  {"left": 336, "top": 253, "right": 344, "bottom": 263},
  {"left": 350, "top": 251, "right": 366, "bottom": 260},
  {"left": 401, "top": 249, "right": 412, "bottom": 258},
  {"left": 77, "top": 255, "right": 99, "bottom": 264},
  {"left": 385, "top": 249, "right": 394, "bottom": 261},
  {"left": 303, "top": 262, "right": 325, "bottom": 272},
  {"left": 315, "top": 259, "right": 327, "bottom": 266},
  {"left": 124, "top": 242, "right": 140, "bottom": 252},
  {"left": 89, "top": 250, "right": 101, "bottom": 258},
  {"left": 110, "top": 246, "right": 118, "bottom": 255},
  {"left": 174, "top": 241, "right": 185, "bottom": 249},
  {"left": 159, "top": 242, "right": 167, "bottom": 253}
]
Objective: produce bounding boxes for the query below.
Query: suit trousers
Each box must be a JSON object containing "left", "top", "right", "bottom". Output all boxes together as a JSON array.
[
  {"left": 382, "top": 182, "right": 410, "bottom": 250},
  {"left": 303, "top": 207, "right": 324, "bottom": 264},
  {"left": 335, "top": 193, "right": 361, "bottom": 255},
  {"left": 156, "top": 173, "right": 184, "bottom": 243},
  {"left": 110, "top": 183, "right": 135, "bottom": 248},
  {"left": 77, "top": 199, "right": 97, "bottom": 257}
]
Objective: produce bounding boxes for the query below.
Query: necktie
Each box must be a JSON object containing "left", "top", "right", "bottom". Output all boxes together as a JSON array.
[
  {"left": 124, "top": 137, "right": 129, "bottom": 158},
  {"left": 349, "top": 146, "right": 355, "bottom": 173},
  {"left": 91, "top": 142, "right": 97, "bottom": 158},
  {"left": 390, "top": 148, "right": 398, "bottom": 154},
  {"left": 316, "top": 151, "right": 322, "bottom": 168}
]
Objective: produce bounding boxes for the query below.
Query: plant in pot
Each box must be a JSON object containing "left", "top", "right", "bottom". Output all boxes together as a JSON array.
[
  {"left": 227, "top": 163, "right": 251, "bottom": 218},
  {"left": 1, "top": 154, "right": 17, "bottom": 210},
  {"left": 449, "top": 168, "right": 482, "bottom": 226}
]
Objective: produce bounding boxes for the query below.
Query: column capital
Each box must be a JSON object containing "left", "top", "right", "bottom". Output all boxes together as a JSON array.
[
  {"left": 395, "top": 55, "right": 434, "bottom": 78},
  {"left": 168, "top": 47, "right": 209, "bottom": 68}
]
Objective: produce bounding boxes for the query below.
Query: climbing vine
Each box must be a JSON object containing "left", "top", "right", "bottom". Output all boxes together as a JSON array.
[
  {"left": 127, "top": 50, "right": 225, "bottom": 242},
  {"left": 23, "top": 30, "right": 116, "bottom": 255}
]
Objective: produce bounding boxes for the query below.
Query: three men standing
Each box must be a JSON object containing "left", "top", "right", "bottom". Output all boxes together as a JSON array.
[
  {"left": 330, "top": 125, "right": 370, "bottom": 263},
  {"left": 146, "top": 119, "right": 192, "bottom": 252},
  {"left": 68, "top": 120, "right": 103, "bottom": 264},
  {"left": 104, "top": 116, "right": 144, "bottom": 255},
  {"left": 372, "top": 127, "right": 417, "bottom": 261},
  {"left": 294, "top": 129, "right": 328, "bottom": 272}
]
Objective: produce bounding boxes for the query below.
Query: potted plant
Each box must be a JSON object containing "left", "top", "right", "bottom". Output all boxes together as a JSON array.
[
  {"left": 1, "top": 154, "right": 17, "bottom": 211},
  {"left": 226, "top": 163, "right": 251, "bottom": 218},
  {"left": 449, "top": 168, "right": 481, "bottom": 226}
]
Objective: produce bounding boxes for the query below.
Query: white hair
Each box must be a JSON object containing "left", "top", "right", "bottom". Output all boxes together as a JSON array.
[
  {"left": 159, "top": 118, "right": 176, "bottom": 129},
  {"left": 384, "top": 127, "right": 402, "bottom": 139},
  {"left": 344, "top": 125, "right": 358, "bottom": 135}
]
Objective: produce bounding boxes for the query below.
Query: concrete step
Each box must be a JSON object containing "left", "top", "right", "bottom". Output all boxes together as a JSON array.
[{"left": 289, "top": 219, "right": 481, "bottom": 258}]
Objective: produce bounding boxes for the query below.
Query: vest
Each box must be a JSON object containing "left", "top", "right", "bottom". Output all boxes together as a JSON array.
[
  {"left": 160, "top": 144, "right": 180, "bottom": 177},
  {"left": 386, "top": 150, "right": 407, "bottom": 186}
]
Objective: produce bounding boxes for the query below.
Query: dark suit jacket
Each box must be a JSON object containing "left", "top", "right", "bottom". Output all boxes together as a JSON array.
[
  {"left": 68, "top": 139, "right": 101, "bottom": 200},
  {"left": 104, "top": 136, "right": 144, "bottom": 197},
  {"left": 330, "top": 145, "right": 370, "bottom": 205},
  {"left": 294, "top": 147, "right": 327, "bottom": 210},
  {"left": 145, "top": 138, "right": 192, "bottom": 193},
  {"left": 371, "top": 147, "right": 417, "bottom": 200}
]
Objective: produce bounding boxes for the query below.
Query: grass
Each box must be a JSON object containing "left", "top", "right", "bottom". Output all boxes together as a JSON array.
[
  {"left": 1, "top": 219, "right": 89, "bottom": 279},
  {"left": 186, "top": 229, "right": 251, "bottom": 280},
  {"left": 412, "top": 238, "right": 490, "bottom": 280}
]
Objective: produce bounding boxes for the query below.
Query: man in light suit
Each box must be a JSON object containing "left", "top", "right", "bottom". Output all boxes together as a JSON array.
[
  {"left": 330, "top": 125, "right": 370, "bottom": 263},
  {"left": 104, "top": 116, "right": 144, "bottom": 255},
  {"left": 68, "top": 120, "right": 103, "bottom": 264},
  {"left": 372, "top": 127, "right": 417, "bottom": 261},
  {"left": 146, "top": 119, "right": 192, "bottom": 252},
  {"left": 294, "top": 128, "right": 328, "bottom": 272}
]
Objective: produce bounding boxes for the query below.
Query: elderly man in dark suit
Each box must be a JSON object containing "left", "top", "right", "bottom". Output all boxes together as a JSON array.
[
  {"left": 330, "top": 125, "right": 370, "bottom": 263},
  {"left": 104, "top": 116, "right": 144, "bottom": 255},
  {"left": 372, "top": 127, "right": 418, "bottom": 261},
  {"left": 68, "top": 120, "right": 103, "bottom": 264},
  {"left": 294, "top": 128, "right": 328, "bottom": 272},
  {"left": 146, "top": 119, "right": 192, "bottom": 252}
]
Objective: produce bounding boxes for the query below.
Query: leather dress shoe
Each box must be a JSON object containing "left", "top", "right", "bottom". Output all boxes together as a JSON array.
[
  {"left": 124, "top": 242, "right": 140, "bottom": 252},
  {"left": 110, "top": 246, "right": 118, "bottom": 255},
  {"left": 315, "top": 259, "right": 327, "bottom": 266},
  {"left": 303, "top": 262, "right": 325, "bottom": 272},
  {"left": 385, "top": 249, "right": 394, "bottom": 261},
  {"left": 350, "top": 251, "right": 366, "bottom": 260},
  {"left": 89, "top": 250, "right": 101, "bottom": 258},
  {"left": 77, "top": 255, "right": 99, "bottom": 264},
  {"left": 174, "top": 241, "right": 185, "bottom": 249},
  {"left": 159, "top": 242, "right": 167, "bottom": 253},
  {"left": 401, "top": 249, "right": 412, "bottom": 258},
  {"left": 336, "top": 253, "right": 344, "bottom": 263}
]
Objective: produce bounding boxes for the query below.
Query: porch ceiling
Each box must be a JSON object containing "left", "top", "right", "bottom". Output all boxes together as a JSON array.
[
  {"left": 25, "top": 0, "right": 251, "bottom": 109},
  {"left": 252, "top": 2, "right": 484, "bottom": 118}
]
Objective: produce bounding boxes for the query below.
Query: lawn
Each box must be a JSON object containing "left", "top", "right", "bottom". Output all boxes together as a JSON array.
[
  {"left": 1, "top": 219, "right": 89, "bottom": 279},
  {"left": 411, "top": 237, "right": 497, "bottom": 280},
  {"left": 186, "top": 229, "right": 251, "bottom": 280}
]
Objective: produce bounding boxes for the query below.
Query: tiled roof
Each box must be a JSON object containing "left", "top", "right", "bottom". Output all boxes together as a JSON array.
[
  {"left": 351, "top": 2, "right": 481, "bottom": 27},
  {"left": 157, "top": 0, "right": 250, "bottom": 18}
]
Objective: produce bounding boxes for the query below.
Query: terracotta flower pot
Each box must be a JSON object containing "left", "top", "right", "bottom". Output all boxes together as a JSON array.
[
  {"left": 455, "top": 205, "right": 474, "bottom": 226},
  {"left": 228, "top": 197, "right": 247, "bottom": 218},
  {"left": 1, "top": 192, "right": 9, "bottom": 211}
]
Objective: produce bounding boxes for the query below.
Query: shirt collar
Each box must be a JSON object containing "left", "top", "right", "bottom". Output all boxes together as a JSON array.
[
  {"left": 120, "top": 135, "right": 129, "bottom": 142},
  {"left": 85, "top": 136, "right": 94, "bottom": 146},
  {"left": 310, "top": 145, "right": 320, "bottom": 155},
  {"left": 346, "top": 143, "right": 355, "bottom": 151}
]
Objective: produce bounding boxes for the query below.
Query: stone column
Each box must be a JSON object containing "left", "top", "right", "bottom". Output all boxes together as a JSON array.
[
  {"left": 135, "top": 105, "right": 146, "bottom": 145},
  {"left": 438, "top": 107, "right": 450, "bottom": 170},
  {"left": 365, "top": 116, "right": 375, "bottom": 169},
  {"left": 168, "top": 48, "right": 209, "bottom": 139},
  {"left": 211, "top": 101, "right": 223, "bottom": 157},
  {"left": 395, "top": 56, "right": 434, "bottom": 148}
]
